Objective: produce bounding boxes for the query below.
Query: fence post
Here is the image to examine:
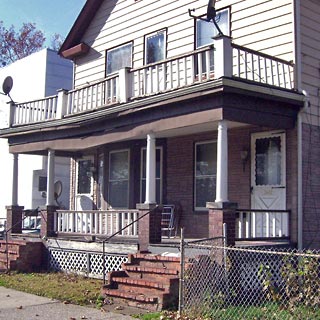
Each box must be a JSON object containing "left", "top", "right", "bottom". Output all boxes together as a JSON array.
[{"left": 178, "top": 227, "right": 185, "bottom": 316}]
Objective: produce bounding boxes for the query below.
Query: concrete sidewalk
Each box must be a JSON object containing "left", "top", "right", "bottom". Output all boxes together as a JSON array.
[{"left": 0, "top": 287, "right": 136, "bottom": 320}]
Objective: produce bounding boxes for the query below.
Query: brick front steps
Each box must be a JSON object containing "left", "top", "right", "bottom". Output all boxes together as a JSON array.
[
  {"left": 0, "top": 240, "right": 44, "bottom": 272},
  {"left": 102, "top": 253, "right": 181, "bottom": 311}
]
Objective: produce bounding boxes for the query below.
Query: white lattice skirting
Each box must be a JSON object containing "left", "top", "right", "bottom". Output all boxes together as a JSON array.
[{"left": 48, "top": 248, "right": 128, "bottom": 279}]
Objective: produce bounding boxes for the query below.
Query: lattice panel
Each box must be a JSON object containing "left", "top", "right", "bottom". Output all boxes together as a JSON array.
[{"left": 48, "top": 248, "right": 128, "bottom": 279}]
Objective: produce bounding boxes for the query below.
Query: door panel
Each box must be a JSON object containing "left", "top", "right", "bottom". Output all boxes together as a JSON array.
[{"left": 251, "top": 132, "right": 286, "bottom": 237}]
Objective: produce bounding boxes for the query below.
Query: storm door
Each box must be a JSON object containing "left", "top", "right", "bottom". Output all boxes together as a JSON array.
[{"left": 251, "top": 132, "right": 287, "bottom": 237}]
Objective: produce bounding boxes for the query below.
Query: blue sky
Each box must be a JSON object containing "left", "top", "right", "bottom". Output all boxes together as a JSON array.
[{"left": 0, "top": 0, "right": 86, "bottom": 45}]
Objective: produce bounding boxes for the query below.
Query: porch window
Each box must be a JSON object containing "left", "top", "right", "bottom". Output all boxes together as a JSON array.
[
  {"left": 108, "top": 150, "right": 129, "bottom": 208},
  {"left": 106, "top": 42, "right": 132, "bottom": 75},
  {"left": 196, "top": 8, "right": 230, "bottom": 72},
  {"left": 145, "top": 30, "right": 166, "bottom": 64},
  {"left": 194, "top": 141, "right": 217, "bottom": 210},
  {"left": 140, "top": 147, "right": 163, "bottom": 204}
]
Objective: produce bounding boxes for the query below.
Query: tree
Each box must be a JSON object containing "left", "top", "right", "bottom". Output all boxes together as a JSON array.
[
  {"left": 0, "top": 21, "right": 46, "bottom": 67},
  {"left": 50, "top": 33, "right": 65, "bottom": 52}
]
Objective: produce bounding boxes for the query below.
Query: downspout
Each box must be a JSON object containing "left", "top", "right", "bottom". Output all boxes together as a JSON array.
[{"left": 294, "top": 0, "right": 304, "bottom": 250}]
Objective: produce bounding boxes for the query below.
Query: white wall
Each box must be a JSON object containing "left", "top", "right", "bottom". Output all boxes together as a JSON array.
[{"left": 0, "top": 49, "right": 73, "bottom": 218}]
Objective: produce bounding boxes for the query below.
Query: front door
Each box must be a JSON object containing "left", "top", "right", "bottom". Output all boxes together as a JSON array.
[
  {"left": 251, "top": 131, "right": 287, "bottom": 237},
  {"left": 75, "top": 156, "right": 94, "bottom": 210}
]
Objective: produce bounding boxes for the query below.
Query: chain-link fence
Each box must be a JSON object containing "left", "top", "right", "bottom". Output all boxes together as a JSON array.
[{"left": 181, "top": 239, "right": 320, "bottom": 319}]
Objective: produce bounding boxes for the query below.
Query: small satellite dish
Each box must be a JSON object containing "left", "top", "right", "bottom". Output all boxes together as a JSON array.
[
  {"left": 2, "top": 76, "right": 13, "bottom": 95},
  {"left": 207, "top": 0, "right": 216, "bottom": 21},
  {"left": 54, "top": 180, "right": 63, "bottom": 200}
]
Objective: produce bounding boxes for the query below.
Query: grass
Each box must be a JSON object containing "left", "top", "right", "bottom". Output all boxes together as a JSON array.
[{"left": 0, "top": 271, "right": 103, "bottom": 306}]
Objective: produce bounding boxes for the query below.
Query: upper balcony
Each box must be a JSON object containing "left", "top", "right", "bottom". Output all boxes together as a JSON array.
[{"left": 5, "top": 37, "right": 295, "bottom": 128}]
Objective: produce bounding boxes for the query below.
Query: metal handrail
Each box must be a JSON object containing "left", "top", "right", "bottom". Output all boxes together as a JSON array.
[{"left": 102, "top": 205, "right": 159, "bottom": 284}]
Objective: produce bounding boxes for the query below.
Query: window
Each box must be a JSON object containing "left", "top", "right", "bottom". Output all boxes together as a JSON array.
[
  {"left": 196, "top": 8, "right": 230, "bottom": 73},
  {"left": 145, "top": 30, "right": 166, "bottom": 64},
  {"left": 194, "top": 141, "right": 217, "bottom": 210},
  {"left": 77, "top": 159, "right": 92, "bottom": 194},
  {"left": 38, "top": 176, "right": 47, "bottom": 192},
  {"left": 196, "top": 8, "right": 230, "bottom": 48},
  {"left": 140, "top": 147, "right": 163, "bottom": 204},
  {"left": 106, "top": 43, "right": 132, "bottom": 75},
  {"left": 108, "top": 150, "right": 129, "bottom": 208}
]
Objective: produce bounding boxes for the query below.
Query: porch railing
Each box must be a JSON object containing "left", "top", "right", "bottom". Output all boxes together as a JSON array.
[
  {"left": 54, "top": 209, "right": 139, "bottom": 237},
  {"left": 13, "top": 95, "right": 58, "bottom": 125},
  {"left": 236, "top": 209, "right": 290, "bottom": 240},
  {"left": 8, "top": 37, "right": 296, "bottom": 126}
]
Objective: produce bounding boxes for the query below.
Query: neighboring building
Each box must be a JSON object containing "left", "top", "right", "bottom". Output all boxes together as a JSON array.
[
  {"left": 0, "top": 48, "right": 73, "bottom": 218},
  {"left": 0, "top": 0, "right": 319, "bottom": 250}
]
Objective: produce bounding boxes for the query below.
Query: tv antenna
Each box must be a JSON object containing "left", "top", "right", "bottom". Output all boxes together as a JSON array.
[
  {"left": 188, "top": 0, "right": 224, "bottom": 36},
  {"left": 0, "top": 76, "right": 14, "bottom": 102}
]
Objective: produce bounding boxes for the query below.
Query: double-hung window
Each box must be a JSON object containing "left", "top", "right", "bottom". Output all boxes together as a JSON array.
[
  {"left": 194, "top": 141, "right": 217, "bottom": 210},
  {"left": 108, "top": 150, "right": 129, "bottom": 208},
  {"left": 145, "top": 30, "right": 166, "bottom": 65},
  {"left": 106, "top": 42, "right": 132, "bottom": 75},
  {"left": 196, "top": 8, "right": 230, "bottom": 73}
]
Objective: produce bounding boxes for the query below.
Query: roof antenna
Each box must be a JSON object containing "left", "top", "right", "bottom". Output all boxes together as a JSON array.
[{"left": 188, "top": 0, "right": 224, "bottom": 36}]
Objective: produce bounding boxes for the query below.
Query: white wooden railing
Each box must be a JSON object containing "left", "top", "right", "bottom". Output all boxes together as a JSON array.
[
  {"left": 232, "top": 44, "right": 294, "bottom": 90},
  {"left": 12, "top": 95, "right": 58, "bottom": 125},
  {"left": 8, "top": 37, "right": 296, "bottom": 126},
  {"left": 236, "top": 209, "right": 290, "bottom": 239},
  {"left": 66, "top": 74, "right": 119, "bottom": 115},
  {"left": 54, "top": 209, "right": 139, "bottom": 237}
]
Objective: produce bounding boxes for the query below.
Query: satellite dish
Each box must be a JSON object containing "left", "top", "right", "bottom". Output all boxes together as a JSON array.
[
  {"left": 207, "top": 0, "right": 216, "bottom": 21},
  {"left": 2, "top": 76, "right": 13, "bottom": 95},
  {"left": 54, "top": 180, "right": 63, "bottom": 200}
]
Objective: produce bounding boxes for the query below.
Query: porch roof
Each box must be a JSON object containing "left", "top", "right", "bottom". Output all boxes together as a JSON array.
[{"left": 2, "top": 77, "right": 304, "bottom": 156}]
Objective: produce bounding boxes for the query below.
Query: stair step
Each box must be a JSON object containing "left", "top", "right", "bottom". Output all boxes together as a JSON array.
[
  {"left": 123, "top": 264, "right": 179, "bottom": 276},
  {"left": 112, "top": 277, "right": 166, "bottom": 290},
  {"left": 132, "top": 253, "right": 181, "bottom": 263},
  {"left": 103, "top": 288, "right": 158, "bottom": 303}
]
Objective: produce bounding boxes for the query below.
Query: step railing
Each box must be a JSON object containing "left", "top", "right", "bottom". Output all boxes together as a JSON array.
[
  {"left": 236, "top": 209, "right": 290, "bottom": 239},
  {"left": 54, "top": 209, "right": 139, "bottom": 237}
]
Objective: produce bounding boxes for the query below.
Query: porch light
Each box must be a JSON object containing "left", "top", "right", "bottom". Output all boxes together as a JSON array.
[{"left": 240, "top": 149, "right": 249, "bottom": 172}]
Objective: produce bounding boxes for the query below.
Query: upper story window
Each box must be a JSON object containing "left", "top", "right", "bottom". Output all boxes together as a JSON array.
[
  {"left": 106, "top": 42, "right": 132, "bottom": 75},
  {"left": 145, "top": 29, "right": 166, "bottom": 64},
  {"left": 196, "top": 8, "right": 230, "bottom": 49}
]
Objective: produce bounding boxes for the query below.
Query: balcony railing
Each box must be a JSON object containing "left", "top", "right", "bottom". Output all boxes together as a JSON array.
[
  {"left": 236, "top": 209, "right": 290, "bottom": 240},
  {"left": 54, "top": 209, "right": 139, "bottom": 237},
  {"left": 7, "top": 37, "right": 296, "bottom": 126}
]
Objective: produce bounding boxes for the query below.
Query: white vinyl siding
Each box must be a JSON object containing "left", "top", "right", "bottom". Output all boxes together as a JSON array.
[{"left": 73, "top": 0, "right": 295, "bottom": 88}]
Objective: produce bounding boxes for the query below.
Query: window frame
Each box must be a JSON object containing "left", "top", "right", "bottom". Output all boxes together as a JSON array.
[
  {"left": 106, "top": 42, "right": 133, "bottom": 76},
  {"left": 195, "top": 7, "right": 230, "bottom": 49},
  {"left": 140, "top": 146, "right": 163, "bottom": 204},
  {"left": 107, "top": 149, "right": 130, "bottom": 209},
  {"left": 194, "top": 140, "right": 217, "bottom": 211},
  {"left": 144, "top": 29, "right": 167, "bottom": 65}
]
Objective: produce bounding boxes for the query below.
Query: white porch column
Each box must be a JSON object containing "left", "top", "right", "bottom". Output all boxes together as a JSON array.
[
  {"left": 215, "top": 120, "right": 229, "bottom": 203},
  {"left": 145, "top": 133, "right": 156, "bottom": 204},
  {"left": 46, "top": 149, "right": 55, "bottom": 206},
  {"left": 11, "top": 153, "right": 19, "bottom": 206}
]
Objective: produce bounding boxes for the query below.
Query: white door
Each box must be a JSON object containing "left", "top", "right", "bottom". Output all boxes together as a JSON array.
[
  {"left": 75, "top": 156, "right": 94, "bottom": 210},
  {"left": 251, "top": 132, "right": 287, "bottom": 237}
]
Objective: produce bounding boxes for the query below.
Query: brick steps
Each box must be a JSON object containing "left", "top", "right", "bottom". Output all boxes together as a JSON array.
[{"left": 102, "top": 253, "right": 181, "bottom": 311}]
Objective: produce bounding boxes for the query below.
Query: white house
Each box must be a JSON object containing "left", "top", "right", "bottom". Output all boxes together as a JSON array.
[{"left": 0, "top": 48, "right": 73, "bottom": 218}]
